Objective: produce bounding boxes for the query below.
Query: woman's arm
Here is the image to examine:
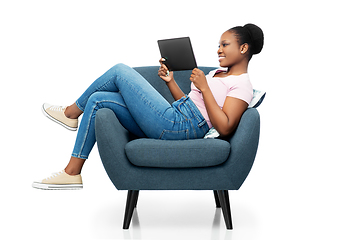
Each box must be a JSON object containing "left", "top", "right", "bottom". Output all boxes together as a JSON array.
[
  {"left": 165, "top": 78, "right": 186, "bottom": 101},
  {"left": 158, "top": 59, "right": 185, "bottom": 101},
  {"left": 190, "top": 68, "right": 248, "bottom": 136}
]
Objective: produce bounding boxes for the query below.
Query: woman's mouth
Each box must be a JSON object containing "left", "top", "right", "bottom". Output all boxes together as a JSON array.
[{"left": 218, "top": 56, "right": 226, "bottom": 62}]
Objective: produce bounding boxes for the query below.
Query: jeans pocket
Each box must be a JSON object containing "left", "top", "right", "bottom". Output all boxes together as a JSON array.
[{"left": 159, "top": 129, "right": 189, "bottom": 140}]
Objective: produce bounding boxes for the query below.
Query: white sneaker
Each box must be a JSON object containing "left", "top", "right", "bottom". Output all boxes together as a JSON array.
[
  {"left": 32, "top": 170, "right": 83, "bottom": 190},
  {"left": 42, "top": 103, "right": 78, "bottom": 131}
]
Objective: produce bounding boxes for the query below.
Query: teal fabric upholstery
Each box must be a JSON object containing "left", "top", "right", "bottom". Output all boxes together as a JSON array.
[
  {"left": 96, "top": 106, "right": 259, "bottom": 190},
  {"left": 125, "top": 138, "right": 230, "bottom": 168},
  {"left": 95, "top": 66, "right": 260, "bottom": 189}
]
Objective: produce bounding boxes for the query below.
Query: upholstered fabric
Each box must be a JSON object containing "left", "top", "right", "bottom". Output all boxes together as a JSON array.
[
  {"left": 125, "top": 138, "right": 230, "bottom": 168},
  {"left": 95, "top": 109, "right": 259, "bottom": 190},
  {"left": 95, "top": 66, "right": 260, "bottom": 190}
]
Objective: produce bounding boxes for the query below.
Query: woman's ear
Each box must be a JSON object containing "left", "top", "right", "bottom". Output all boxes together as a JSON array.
[{"left": 240, "top": 43, "right": 249, "bottom": 54}]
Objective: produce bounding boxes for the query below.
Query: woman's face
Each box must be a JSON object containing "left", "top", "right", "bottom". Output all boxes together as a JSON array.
[{"left": 217, "top": 31, "right": 244, "bottom": 68}]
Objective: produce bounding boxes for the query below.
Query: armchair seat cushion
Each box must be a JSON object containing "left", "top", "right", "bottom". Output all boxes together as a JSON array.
[{"left": 125, "top": 138, "right": 230, "bottom": 168}]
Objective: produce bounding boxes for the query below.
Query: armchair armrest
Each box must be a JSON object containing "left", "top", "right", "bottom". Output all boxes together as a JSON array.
[
  {"left": 95, "top": 108, "right": 135, "bottom": 189},
  {"left": 223, "top": 108, "right": 260, "bottom": 187}
]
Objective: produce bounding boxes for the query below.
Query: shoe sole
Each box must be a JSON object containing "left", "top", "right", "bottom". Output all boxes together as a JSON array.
[
  {"left": 41, "top": 105, "right": 77, "bottom": 131},
  {"left": 32, "top": 182, "right": 83, "bottom": 190}
]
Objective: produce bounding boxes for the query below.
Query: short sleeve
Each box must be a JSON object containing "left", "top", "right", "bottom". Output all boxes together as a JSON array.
[{"left": 226, "top": 78, "right": 253, "bottom": 104}]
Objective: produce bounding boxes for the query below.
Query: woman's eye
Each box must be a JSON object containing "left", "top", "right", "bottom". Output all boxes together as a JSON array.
[{"left": 219, "top": 44, "right": 229, "bottom": 48}]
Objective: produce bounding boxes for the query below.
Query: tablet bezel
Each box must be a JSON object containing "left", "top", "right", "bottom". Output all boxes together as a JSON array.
[{"left": 157, "top": 37, "right": 198, "bottom": 71}]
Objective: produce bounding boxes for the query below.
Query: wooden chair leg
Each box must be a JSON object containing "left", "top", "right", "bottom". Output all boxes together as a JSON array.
[
  {"left": 213, "top": 190, "right": 221, "bottom": 208},
  {"left": 217, "top": 190, "right": 233, "bottom": 230},
  {"left": 123, "top": 190, "right": 139, "bottom": 229}
]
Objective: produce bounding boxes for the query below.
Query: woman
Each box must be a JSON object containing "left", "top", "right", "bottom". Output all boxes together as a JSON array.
[{"left": 32, "top": 23, "right": 264, "bottom": 190}]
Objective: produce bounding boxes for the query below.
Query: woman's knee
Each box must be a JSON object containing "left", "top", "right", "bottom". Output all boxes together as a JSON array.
[
  {"left": 112, "top": 63, "right": 130, "bottom": 72},
  {"left": 87, "top": 92, "right": 126, "bottom": 109},
  {"left": 88, "top": 92, "right": 104, "bottom": 105},
  {"left": 83, "top": 92, "right": 108, "bottom": 116}
]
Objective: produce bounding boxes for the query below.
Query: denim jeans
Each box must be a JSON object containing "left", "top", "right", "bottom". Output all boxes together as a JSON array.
[{"left": 72, "top": 63, "right": 209, "bottom": 159}]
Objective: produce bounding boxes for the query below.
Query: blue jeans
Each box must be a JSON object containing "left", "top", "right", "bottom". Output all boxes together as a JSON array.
[{"left": 72, "top": 63, "right": 209, "bottom": 159}]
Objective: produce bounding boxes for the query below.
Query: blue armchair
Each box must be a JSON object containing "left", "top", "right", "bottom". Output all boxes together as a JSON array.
[{"left": 95, "top": 66, "right": 262, "bottom": 229}]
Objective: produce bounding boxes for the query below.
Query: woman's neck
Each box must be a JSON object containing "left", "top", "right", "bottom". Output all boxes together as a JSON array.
[
  {"left": 227, "top": 64, "right": 248, "bottom": 76},
  {"left": 225, "top": 58, "right": 249, "bottom": 76}
]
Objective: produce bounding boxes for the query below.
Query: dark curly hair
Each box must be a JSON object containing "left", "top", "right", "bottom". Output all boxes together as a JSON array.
[{"left": 229, "top": 23, "right": 264, "bottom": 60}]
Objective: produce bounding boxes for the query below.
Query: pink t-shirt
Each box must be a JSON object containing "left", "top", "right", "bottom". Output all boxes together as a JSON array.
[{"left": 188, "top": 69, "right": 253, "bottom": 129}]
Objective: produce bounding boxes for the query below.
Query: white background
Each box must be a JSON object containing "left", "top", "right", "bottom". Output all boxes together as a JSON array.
[{"left": 1, "top": 0, "right": 342, "bottom": 239}]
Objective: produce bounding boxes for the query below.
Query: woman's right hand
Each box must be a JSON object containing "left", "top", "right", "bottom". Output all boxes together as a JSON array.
[{"left": 158, "top": 58, "right": 174, "bottom": 83}]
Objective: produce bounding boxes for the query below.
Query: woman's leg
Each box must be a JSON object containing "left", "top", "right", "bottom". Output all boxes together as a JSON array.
[
  {"left": 65, "top": 103, "right": 83, "bottom": 119},
  {"left": 65, "top": 157, "right": 86, "bottom": 175},
  {"left": 53, "top": 64, "right": 208, "bottom": 173},
  {"left": 49, "top": 91, "right": 146, "bottom": 177},
  {"left": 33, "top": 63, "right": 208, "bottom": 189},
  {"left": 71, "top": 91, "right": 146, "bottom": 161},
  {"left": 61, "top": 64, "right": 174, "bottom": 175},
  {"left": 69, "top": 63, "right": 173, "bottom": 138}
]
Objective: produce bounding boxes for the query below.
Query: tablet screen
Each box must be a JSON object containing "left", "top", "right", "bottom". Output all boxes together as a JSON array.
[{"left": 158, "top": 37, "right": 197, "bottom": 71}]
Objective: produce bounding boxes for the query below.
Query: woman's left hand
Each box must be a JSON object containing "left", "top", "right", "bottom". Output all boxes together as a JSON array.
[{"left": 190, "top": 68, "right": 209, "bottom": 92}]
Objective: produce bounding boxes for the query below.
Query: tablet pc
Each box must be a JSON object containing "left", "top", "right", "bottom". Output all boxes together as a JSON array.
[{"left": 157, "top": 37, "right": 197, "bottom": 71}]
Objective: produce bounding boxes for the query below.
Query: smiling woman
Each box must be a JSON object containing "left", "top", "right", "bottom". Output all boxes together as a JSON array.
[
  {"left": 32, "top": 23, "right": 264, "bottom": 190},
  {"left": 188, "top": 23, "right": 264, "bottom": 136}
]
